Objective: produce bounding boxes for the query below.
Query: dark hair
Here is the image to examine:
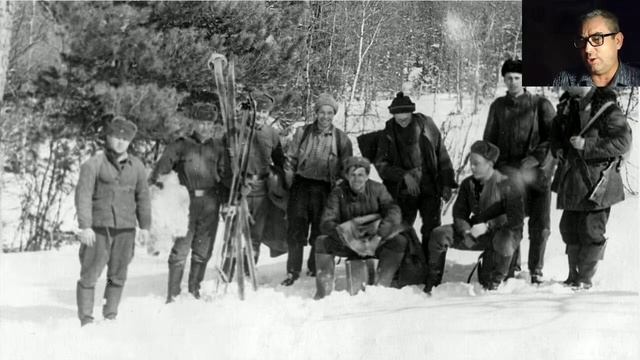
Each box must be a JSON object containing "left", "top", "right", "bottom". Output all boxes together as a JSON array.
[{"left": 580, "top": 9, "right": 620, "bottom": 33}]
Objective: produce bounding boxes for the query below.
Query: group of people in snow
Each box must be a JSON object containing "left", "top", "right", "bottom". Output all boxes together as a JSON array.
[{"left": 73, "top": 57, "right": 631, "bottom": 326}]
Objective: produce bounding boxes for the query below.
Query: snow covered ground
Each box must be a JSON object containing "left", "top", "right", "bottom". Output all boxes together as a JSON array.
[{"left": 1, "top": 90, "right": 638, "bottom": 359}]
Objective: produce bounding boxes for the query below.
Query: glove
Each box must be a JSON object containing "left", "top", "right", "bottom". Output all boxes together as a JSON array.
[
  {"left": 469, "top": 223, "right": 488, "bottom": 238},
  {"left": 403, "top": 173, "right": 420, "bottom": 197},
  {"left": 441, "top": 186, "right": 453, "bottom": 202},
  {"left": 520, "top": 156, "right": 539, "bottom": 169},
  {"left": 570, "top": 136, "right": 585, "bottom": 150},
  {"left": 78, "top": 228, "right": 95, "bottom": 247}
]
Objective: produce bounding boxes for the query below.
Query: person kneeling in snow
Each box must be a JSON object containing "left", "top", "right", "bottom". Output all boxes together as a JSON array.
[
  {"left": 75, "top": 116, "right": 151, "bottom": 326},
  {"left": 425, "top": 141, "right": 525, "bottom": 293},
  {"left": 314, "top": 156, "right": 407, "bottom": 299}
]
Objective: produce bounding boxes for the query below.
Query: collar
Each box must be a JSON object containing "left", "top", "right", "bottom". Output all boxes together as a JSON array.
[
  {"left": 575, "top": 61, "right": 640, "bottom": 88},
  {"left": 105, "top": 148, "right": 130, "bottom": 168},
  {"left": 313, "top": 122, "right": 334, "bottom": 135}
]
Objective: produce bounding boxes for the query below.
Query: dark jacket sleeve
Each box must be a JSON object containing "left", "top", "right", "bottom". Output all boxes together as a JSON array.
[
  {"left": 376, "top": 184, "right": 402, "bottom": 238},
  {"left": 483, "top": 101, "right": 500, "bottom": 146},
  {"left": 337, "top": 130, "right": 354, "bottom": 178},
  {"left": 452, "top": 178, "right": 472, "bottom": 235},
  {"left": 75, "top": 158, "right": 98, "bottom": 229},
  {"left": 320, "top": 187, "right": 343, "bottom": 236},
  {"left": 148, "top": 141, "right": 181, "bottom": 184},
  {"left": 527, "top": 97, "right": 556, "bottom": 165},
  {"left": 134, "top": 159, "right": 152, "bottom": 230},
  {"left": 427, "top": 116, "right": 457, "bottom": 189},
  {"left": 374, "top": 127, "right": 408, "bottom": 184},
  {"left": 582, "top": 107, "right": 632, "bottom": 160}
]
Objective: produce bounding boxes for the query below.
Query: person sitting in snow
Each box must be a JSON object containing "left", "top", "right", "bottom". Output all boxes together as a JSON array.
[
  {"left": 75, "top": 116, "right": 151, "bottom": 326},
  {"left": 314, "top": 156, "right": 407, "bottom": 299},
  {"left": 425, "top": 141, "right": 525, "bottom": 293},
  {"left": 550, "top": 86, "right": 632, "bottom": 289}
]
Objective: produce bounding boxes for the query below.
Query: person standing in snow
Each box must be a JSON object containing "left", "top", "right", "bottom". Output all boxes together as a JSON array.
[
  {"left": 425, "top": 141, "right": 525, "bottom": 292},
  {"left": 314, "top": 157, "right": 407, "bottom": 299},
  {"left": 224, "top": 91, "right": 287, "bottom": 264},
  {"left": 281, "top": 93, "right": 353, "bottom": 286},
  {"left": 483, "top": 59, "right": 556, "bottom": 284},
  {"left": 75, "top": 116, "right": 151, "bottom": 326},
  {"left": 374, "top": 92, "right": 457, "bottom": 270},
  {"left": 149, "top": 112, "right": 227, "bottom": 302},
  {"left": 550, "top": 86, "right": 631, "bottom": 289}
]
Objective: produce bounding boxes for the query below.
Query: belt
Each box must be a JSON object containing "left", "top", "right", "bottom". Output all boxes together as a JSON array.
[
  {"left": 245, "top": 173, "right": 269, "bottom": 181},
  {"left": 189, "top": 188, "right": 215, "bottom": 197}
]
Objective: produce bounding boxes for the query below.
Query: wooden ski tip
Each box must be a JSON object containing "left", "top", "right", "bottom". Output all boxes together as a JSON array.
[{"left": 207, "top": 53, "right": 228, "bottom": 70}]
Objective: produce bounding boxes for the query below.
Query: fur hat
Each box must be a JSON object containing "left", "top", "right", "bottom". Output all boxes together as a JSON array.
[
  {"left": 501, "top": 59, "right": 522, "bottom": 76},
  {"left": 470, "top": 140, "right": 500, "bottom": 163},
  {"left": 343, "top": 156, "right": 371, "bottom": 174},
  {"left": 106, "top": 116, "right": 137, "bottom": 141},
  {"left": 388, "top": 92, "right": 415, "bottom": 114},
  {"left": 314, "top": 93, "right": 339, "bottom": 113}
]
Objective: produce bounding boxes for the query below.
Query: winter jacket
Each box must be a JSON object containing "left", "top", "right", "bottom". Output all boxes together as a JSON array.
[
  {"left": 483, "top": 91, "right": 556, "bottom": 172},
  {"left": 76, "top": 150, "right": 151, "bottom": 230},
  {"left": 149, "top": 132, "right": 227, "bottom": 191},
  {"left": 551, "top": 97, "right": 632, "bottom": 211},
  {"left": 320, "top": 180, "right": 402, "bottom": 239},
  {"left": 242, "top": 123, "right": 285, "bottom": 177},
  {"left": 375, "top": 113, "right": 457, "bottom": 198},
  {"left": 452, "top": 170, "right": 524, "bottom": 241},
  {"left": 285, "top": 122, "right": 353, "bottom": 184}
]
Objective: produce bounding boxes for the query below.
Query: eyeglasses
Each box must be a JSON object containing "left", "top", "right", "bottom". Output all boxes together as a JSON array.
[{"left": 573, "top": 32, "right": 618, "bottom": 48}]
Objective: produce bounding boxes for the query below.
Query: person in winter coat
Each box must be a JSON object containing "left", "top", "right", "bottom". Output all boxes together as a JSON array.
[
  {"left": 314, "top": 157, "right": 407, "bottom": 299},
  {"left": 425, "top": 141, "right": 525, "bottom": 292},
  {"left": 149, "top": 117, "right": 227, "bottom": 302},
  {"left": 551, "top": 86, "right": 631, "bottom": 289},
  {"left": 483, "top": 59, "right": 556, "bottom": 284},
  {"left": 75, "top": 116, "right": 151, "bottom": 326},
  {"left": 281, "top": 93, "right": 353, "bottom": 286},
  {"left": 229, "top": 91, "right": 286, "bottom": 262},
  {"left": 374, "top": 92, "right": 457, "bottom": 264}
]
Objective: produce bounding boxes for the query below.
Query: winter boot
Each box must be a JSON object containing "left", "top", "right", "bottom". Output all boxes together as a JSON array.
[
  {"left": 345, "top": 259, "right": 368, "bottom": 295},
  {"left": 313, "top": 253, "right": 335, "bottom": 300},
  {"left": 424, "top": 251, "right": 446, "bottom": 294},
  {"left": 76, "top": 282, "right": 95, "bottom": 327},
  {"left": 188, "top": 261, "right": 207, "bottom": 299},
  {"left": 507, "top": 245, "right": 521, "bottom": 279},
  {"left": 487, "top": 253, "right": 513, "bottom": 290},
  {"left": 102, "top": 281, "right": 124, "bottom": 320},
  {"left": 563, "top": 245, "right": 580, "bottom": 287},
  {"left": 280, "top": 272, "right": 300, "bottom": 286},
  {"left": 576, "top": 242, "right": 606, "bottom": 289},
  {"left": 166, "top": 264, "right": 184, "bottom": 303}
]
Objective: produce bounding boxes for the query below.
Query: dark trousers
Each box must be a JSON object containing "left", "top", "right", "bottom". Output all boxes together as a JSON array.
[
  {"left": 246, "top": 180, "right": 270, "bottom": 260},
  {"left": 77, "top": 227, "right": 135, "bottom": 323},
  {"left": 559, "top": 209, "right": 610, "bottom": 246},
  {"left": 396, "top": 193, "right": 441, "bottom": 260},
  {"left": 286, "top": 176, "right": 331, "bottom": 275},
  {"left": 168, "top": 193, "right": 220, "bottom": 268},
  {"left": 523, "top": 186, "right": 551, "bottom": 276}
]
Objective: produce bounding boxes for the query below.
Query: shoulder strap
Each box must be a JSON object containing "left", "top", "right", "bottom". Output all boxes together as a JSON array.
[{"left": 578, "top": 101, "right": 615, "bottom": 136}]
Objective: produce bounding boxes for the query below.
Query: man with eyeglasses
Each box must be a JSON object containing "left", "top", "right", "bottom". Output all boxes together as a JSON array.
[{"left": 553, "top": 9, "right": 640, "bottom": 88}]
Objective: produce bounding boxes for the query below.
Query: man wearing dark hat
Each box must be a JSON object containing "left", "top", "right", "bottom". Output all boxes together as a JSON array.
[
  {"left": 75, "top": 116, "right": 151, "bottom": 326},
  {"left": 425, "top": 141, "right": 525, "bottom": 292},
  {"left": 483, "top": 59, "right": 556, "bottom": 284},
  {"left": 314, "top": 156, "right": 407, "bottom": 299},
  {"left": 281, "top": 93, "right": 353, "bottom": 286},
  {"left": 149, "top": 109, "right": 228, "bottom": 302},
  {"left": 374, "top": 92, "right": 457, "bottom": 268},
  {"left": 551, "top": 87, "right": 631, "bottom": 289}
]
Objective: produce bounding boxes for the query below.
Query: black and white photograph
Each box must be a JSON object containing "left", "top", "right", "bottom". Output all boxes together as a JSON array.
[{"left": 0, "top": 1, "right": 638, "bottom": 359}]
